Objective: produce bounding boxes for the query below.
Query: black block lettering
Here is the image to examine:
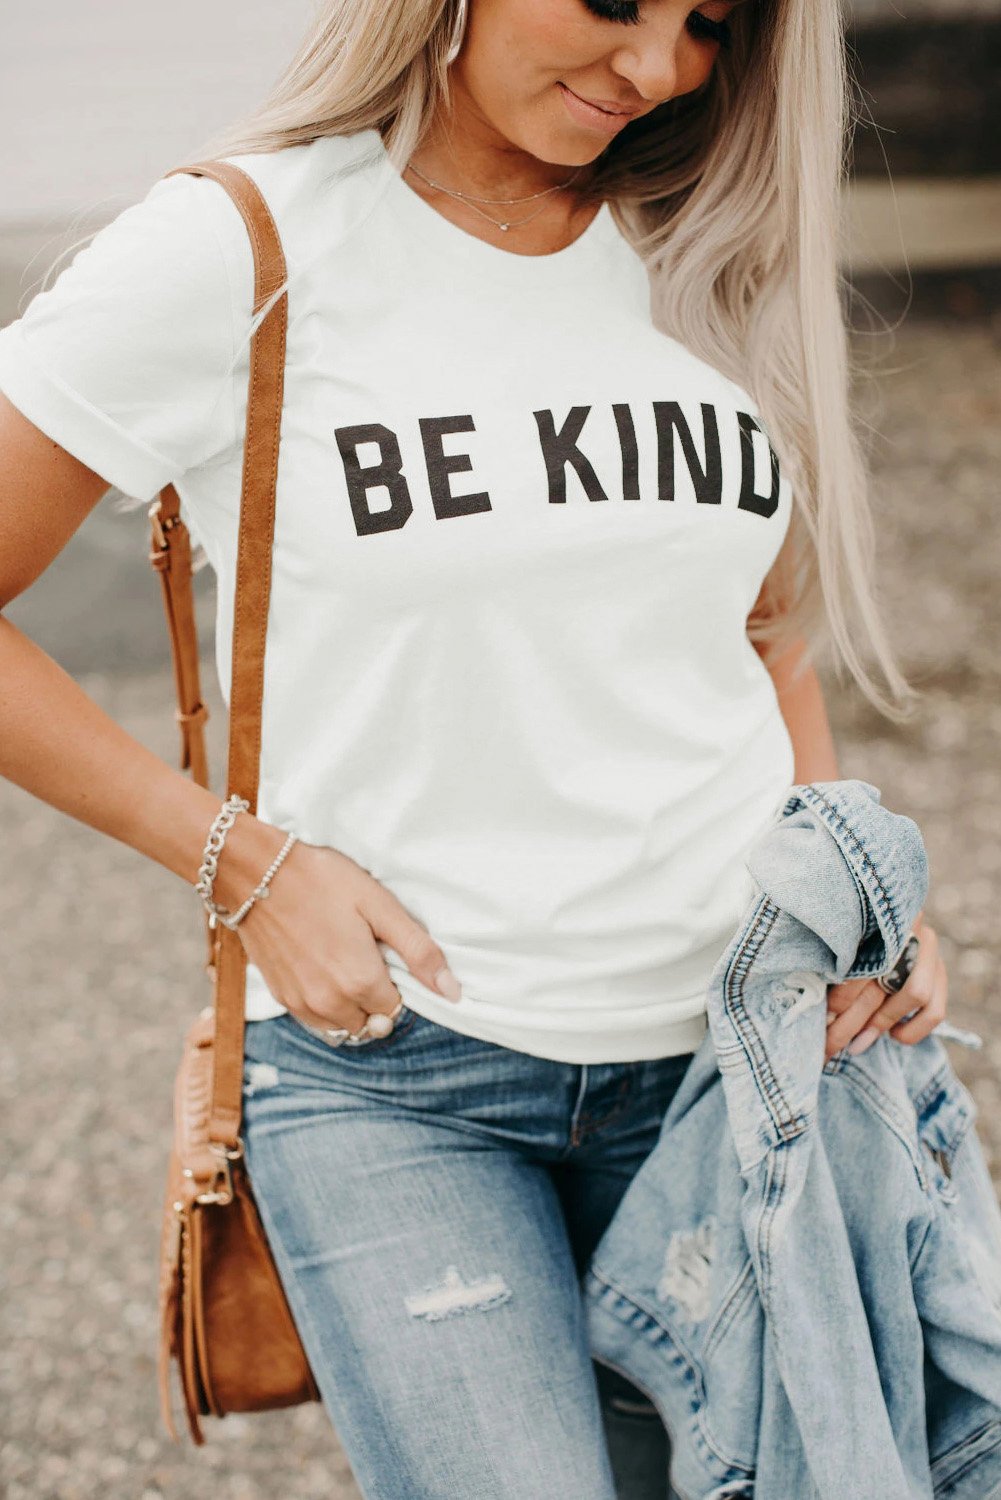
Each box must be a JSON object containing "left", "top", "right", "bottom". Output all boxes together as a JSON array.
[
  {"left": 736, "top": 412, "right": 780, "bottom": 518},
  {"left": 419, "top": 415, "right": 491, "bottom": 520},
  {"left": 612, "top": 403, "right": 641, "bottom": 502},
  {"left": 652, "top": 401, "right": 723, "bottom": 505},
  {"left": 335, "top": 423, "right": 413, "bottom": 535},
  {"left": 533, "top": 407, "right": 610, "bottom": 504}
]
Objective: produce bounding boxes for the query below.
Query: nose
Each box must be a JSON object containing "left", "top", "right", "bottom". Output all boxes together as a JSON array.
[{"left": 608, "top": 22, "right": 685, "bottom": 106}]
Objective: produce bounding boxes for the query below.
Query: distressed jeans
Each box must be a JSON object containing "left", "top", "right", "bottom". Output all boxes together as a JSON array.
[{"left": 241, "top": 1002, "right": 696, "bottom": 1500}]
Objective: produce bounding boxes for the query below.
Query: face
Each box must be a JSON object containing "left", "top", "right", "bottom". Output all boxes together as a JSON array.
[{"left": 450, "top": 0, "right": 748, "bottom": 166}]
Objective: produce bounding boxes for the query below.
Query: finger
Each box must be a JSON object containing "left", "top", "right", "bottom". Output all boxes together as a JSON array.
[
  {"left": 359, "top": 878, "right": 462, "bottom": 1002},
  {"left": 827, "top": 918, "right": 932, "bottom": 1021},
  {"left": 825, "top": 980, "right": 888, "bottom": 1057},
  {"left": 235, "top": 944, "right": 373, "bottom": 1033},
  {"left": 889, "top": 962, "right": 948, "bottom": 1045},
  {"left": 324, "top": 930, "right": 410, "bottom": 1019},
  {"left": 863, "top": 924, "right": 940, "bottom": 1037},
  {"left": 827, "top": 926, "right": 940, "bottom": 1057},
  {"left": 285, "top": 916, "right": 396, "bottom": 1031},
  {"left": 287, "top": 990, "right": 373, "bottom": 1034},
  {"left": 826, "top": 976, "right": 871, "bottom": 1017}
]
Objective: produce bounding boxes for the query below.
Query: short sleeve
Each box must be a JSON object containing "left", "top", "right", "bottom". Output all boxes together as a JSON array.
[{"left": 0, "top": 170, "right": 247, "bottom": 502}]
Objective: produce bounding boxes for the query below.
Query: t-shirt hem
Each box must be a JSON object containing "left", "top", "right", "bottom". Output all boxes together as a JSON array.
[
  {"left": 396, "top": 993, "right": 710, "bottom": 1063},
  {"left": 243, "top": 981, "right": 709, "bottom": 1063}
]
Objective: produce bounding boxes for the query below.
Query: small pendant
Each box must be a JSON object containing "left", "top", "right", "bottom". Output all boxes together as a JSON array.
[{"left": 499, "top": 222, "right": 510, "bottom": 231}]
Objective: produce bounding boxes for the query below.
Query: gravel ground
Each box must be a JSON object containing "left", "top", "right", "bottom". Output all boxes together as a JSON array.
[{"left": 2, "top": 312, "right": 1001, "bottom": 1498}]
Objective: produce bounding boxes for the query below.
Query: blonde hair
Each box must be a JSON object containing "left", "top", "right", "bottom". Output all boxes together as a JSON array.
[{"left": 181, "top": 0, "right": 915, "bottom": 722}]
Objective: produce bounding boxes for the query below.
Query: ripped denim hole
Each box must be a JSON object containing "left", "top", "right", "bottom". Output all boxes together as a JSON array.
[
  {"left": 656, "top": 1215, "right": 717, "bottom": 1323},
  {"left": 404, "top": 1264, "right": 512, "bottom": 1322}
]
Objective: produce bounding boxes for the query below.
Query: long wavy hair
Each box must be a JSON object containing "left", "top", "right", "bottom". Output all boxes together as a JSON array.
[{"left": 181, "top": 0, "right": 914, "bottom": 720}]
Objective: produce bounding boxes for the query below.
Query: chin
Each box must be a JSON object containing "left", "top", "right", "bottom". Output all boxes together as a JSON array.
[{"left": 511, "top": 112, "right": 613, "bottom": 168}]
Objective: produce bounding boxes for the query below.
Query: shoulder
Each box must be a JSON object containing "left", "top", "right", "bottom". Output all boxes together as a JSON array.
[{"left": 190, "top": 129, "right": 391, "bottom": 282}]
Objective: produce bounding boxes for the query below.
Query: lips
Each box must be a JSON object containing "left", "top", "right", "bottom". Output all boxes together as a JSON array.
[{"left": 560, "top": 84, "right": 638, "bottom": 118}]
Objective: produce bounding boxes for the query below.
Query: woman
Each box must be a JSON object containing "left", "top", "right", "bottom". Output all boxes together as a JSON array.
[{"left": 0, "top": 0, "right": 950, "bottom": 1494}]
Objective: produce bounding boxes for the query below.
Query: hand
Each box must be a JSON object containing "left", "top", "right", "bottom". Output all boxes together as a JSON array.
[
  {"left": 824, "top": 909, "right": 947, "bottom": 1062},
  {"left": 214, "top": 826, "right": 462, "bottom": 1035}
]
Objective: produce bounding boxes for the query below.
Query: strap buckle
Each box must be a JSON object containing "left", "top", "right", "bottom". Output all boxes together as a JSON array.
[
  {"left": 148, "top": 497, "right": 178, "bottom": 555},
  {"left": 193, "top": 1140, "right": 245, "bottom": 1206}
]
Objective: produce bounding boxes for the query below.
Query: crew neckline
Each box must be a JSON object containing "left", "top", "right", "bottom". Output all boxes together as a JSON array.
[{"left": 364, "top": 127, "right": 618, "bottom": 282}]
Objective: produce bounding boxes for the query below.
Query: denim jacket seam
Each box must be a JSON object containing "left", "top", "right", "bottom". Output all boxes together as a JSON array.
[
  {"left": 798, "top": 785, "right": 905, "bottom": 956},
  {"left": 693, "top": 1416, "right": 759, "bottom": 1479},
  {"left": 725, "top": 902, "right": 799, "bottom": 1132},
  {"left": 591, "top": 1260, "right": 763, "bottom": 1447},
  {"left": 588, "top": 1262, "right": 703, "bottom": 1377},
  {"left": 833, "top": 1063, "right": 936, "bottom": 1197},
  {"left": 725, "top": 899, "right": 812, "bottom": 1146},
  {"left": 908, "top": 1213, "right": 936, "bottom": 1274},
  {"left": 928, "top": 1415, "right": 1001, "bottom": 1486},
  {"left": 701, "top": 1257, "right": 758, "bottom": 1359},
  {"left": 752, "top": 1145, "right": 787, "bottom": 1315}
]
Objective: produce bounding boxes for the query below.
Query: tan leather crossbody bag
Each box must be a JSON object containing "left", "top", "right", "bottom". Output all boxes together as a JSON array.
[{"left": 147, "top": 159, "right": 320, "bottom": 1444}]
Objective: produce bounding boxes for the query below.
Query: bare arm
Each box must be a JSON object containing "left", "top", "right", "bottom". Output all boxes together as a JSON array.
[
  {"left": 0, "top": 393, "right": 459, "bottom": 1026},
  {"left": 0, "top": 392, "right": 280, "bottom": 904},
  {"left": 753, "top": 631, "right": 840, "bottom": 783},
  {"left": 752, "top": 620, "right": 949, "bottom": 1057}
]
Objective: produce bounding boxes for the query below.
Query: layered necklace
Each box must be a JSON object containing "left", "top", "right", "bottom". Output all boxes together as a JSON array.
[{"left": 404, "top": 158, "right": 587, "bottom": 232}]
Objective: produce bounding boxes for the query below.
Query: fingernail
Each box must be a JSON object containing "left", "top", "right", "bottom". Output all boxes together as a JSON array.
[
  {"left": 847, "top": 1025, "right": 880, "bottom": 1055},
  {"left": 826, "top": 1008, "right": 839, "bottom": 1027},
  {"left": 435, "top": 965, "right": 462, "bottom": 1002}
]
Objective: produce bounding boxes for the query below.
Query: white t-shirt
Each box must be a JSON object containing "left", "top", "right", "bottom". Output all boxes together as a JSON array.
[{"left": 0, "top": 127, "right": 796, "bottom": 1063}]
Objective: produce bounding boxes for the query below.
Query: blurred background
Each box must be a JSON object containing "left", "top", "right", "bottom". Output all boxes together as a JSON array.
[{"left": 1, "top": 1, "right": 1000, "bottom": 1496}]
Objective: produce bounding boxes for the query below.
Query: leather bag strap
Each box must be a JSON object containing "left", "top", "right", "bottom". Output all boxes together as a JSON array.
[{"left": 148, "top": 158, "right": 289, "bottom": 1153}]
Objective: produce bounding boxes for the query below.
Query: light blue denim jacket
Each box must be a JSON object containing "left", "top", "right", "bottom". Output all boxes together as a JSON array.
[{"left": 584, "top": 778, "right": 1001, "bottom": 1500}]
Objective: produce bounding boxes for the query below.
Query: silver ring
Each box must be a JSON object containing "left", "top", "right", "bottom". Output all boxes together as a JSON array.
[
  {"left": 874, "top": 932, "right": 921, "bottom": 995},
  {"left": 324, "top": 994, "right": 404, "bottom": 1048}
]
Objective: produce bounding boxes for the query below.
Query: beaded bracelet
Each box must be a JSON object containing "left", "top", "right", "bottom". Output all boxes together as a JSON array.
[{"left": 195, "top": 794, "right": 299, "bottom": 930}]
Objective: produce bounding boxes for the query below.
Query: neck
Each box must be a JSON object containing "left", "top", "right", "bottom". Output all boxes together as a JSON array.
[{"left": 396, "top": 93, "right": 600, "bottom": 203}]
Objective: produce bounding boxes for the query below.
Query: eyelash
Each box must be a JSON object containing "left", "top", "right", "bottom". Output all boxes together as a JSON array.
[{"left": 581, "top": 1, "right": 734, "bottom": 48}]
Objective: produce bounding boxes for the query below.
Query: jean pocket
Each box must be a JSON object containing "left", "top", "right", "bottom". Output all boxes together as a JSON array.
[{"left": 281, "top": 1000, "right": 422, "bottom": 1054}]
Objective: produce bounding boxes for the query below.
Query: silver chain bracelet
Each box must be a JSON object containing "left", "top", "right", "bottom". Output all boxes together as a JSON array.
[{"left": 195, "top": 794, "right": 299, "bottom": 930}]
